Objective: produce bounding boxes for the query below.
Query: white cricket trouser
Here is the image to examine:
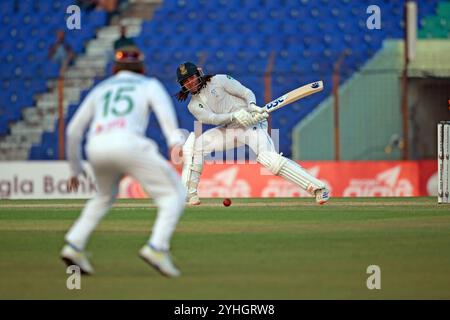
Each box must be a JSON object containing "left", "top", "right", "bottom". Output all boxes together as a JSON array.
[
  {"left": 187, "top": 121, "right": 326, "bottom": 197},
  {"left": 194, "top": 121, "right": 275, "bottom": 162},
  {"left": 65, "top": 131, "right": 186, "bottom": 252},
  {"left": 184, "top": 121, "right": 274, "bottom": 198}
]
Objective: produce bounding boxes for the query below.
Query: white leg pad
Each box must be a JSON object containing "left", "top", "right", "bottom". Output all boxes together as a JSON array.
[
  {"left": 181, "top": 132, "right": 196, "bottom": 188},
  {"left": 257, "top": 151, "right": 326, "bottom": 194},
  {"left": 181, "top": 132, "right": 203, "bottom": 197},
  {"left": 185, "top": 164, "right": 202, "bottom": 196}
]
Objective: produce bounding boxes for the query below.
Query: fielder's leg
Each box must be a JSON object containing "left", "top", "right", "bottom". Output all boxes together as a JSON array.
[
  {"left": 127, "top": 138, "right": 186, "bottom": 277},
  {"left": 62, "top": 166, "right": 121, "bottom": 274},
  {"left": 242, "top": 121, "right": 330, "bottom": 204}
]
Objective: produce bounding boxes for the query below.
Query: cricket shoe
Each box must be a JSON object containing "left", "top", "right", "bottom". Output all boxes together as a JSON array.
[
  {"left": 60, "top": 244, "right": 94, "bottom": 275},
  {"left": 139, "top": 244, "right": 181, "bottom": 278},
  {"left": 315, "top": 188, "right": 330, "bottom": 205},
  {"left": 187, "top": 194, "right": 201, "bottom": 205}
]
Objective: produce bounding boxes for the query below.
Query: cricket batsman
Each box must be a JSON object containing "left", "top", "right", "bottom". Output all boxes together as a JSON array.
[
  {"left": 60, "top": 47, "right": 186, "bottom": 278},
  {"left": 176, "top": 61, "right": 330, "bottom": 205}
]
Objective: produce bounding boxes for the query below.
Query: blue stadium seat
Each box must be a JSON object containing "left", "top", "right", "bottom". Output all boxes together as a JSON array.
[
  {"left": 29, "top": 145, "right": 45, "bottom": 159},
  {"left": 15, "top": 0, "right": 442, "bottom": 160},
  {"left": 18, "top": 0, "right": 33, "bottom": 13},
  {"left": 0, "top": 1, "right": 15, "bottom": 14},
  {"left": 0, "top": 4, "right": 110, "bottom": 154}
]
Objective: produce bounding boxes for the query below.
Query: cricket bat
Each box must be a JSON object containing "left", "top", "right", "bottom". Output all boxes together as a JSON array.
[{"left": 264, "top": 81, "right": 324, "bottom": 114}]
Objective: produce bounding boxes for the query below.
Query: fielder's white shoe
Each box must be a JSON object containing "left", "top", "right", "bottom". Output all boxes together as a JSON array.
[
  {"left": 315, "top": 188, "right": 330, "bottom": 205},
  {"left": 139, "top": 244, "right": 181, "bottom": 278},
  {"left": 60, "top": 244, "right": 94, "bottom": 275},
  {"left": 187, "top": 194, "right": 201, "bottom": 205}
]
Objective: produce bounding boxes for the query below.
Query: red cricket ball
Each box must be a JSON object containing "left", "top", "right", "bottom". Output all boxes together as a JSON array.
[{"left": 223, "top": 198, "right": 232, "bottom": 207}]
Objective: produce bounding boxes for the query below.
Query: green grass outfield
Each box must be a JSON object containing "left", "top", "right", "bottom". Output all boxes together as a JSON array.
[{"left": 0, "top": 197, "right": 449, "bottom": 299}]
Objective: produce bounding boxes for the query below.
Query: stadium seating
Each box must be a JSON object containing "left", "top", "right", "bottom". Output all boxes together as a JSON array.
[
  {"left": 419, "top": 1, "right": 450, "bottom": 38},
  {"left": 137, "top": 0, "right": 443, "bottom": 158},
  {"left": 0, "top": 0, "right": 108, "bottom": 140},
  {"left": 2, "top": 0, "right": 445, "bottom": 160}
]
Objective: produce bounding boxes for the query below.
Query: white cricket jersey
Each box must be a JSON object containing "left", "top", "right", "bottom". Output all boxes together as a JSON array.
[
  {"left": 187, "top": 74, "right": 256, "bottom": 126},
  {"left": 66, "top": 70, "right": 184, "bottom": 176}
]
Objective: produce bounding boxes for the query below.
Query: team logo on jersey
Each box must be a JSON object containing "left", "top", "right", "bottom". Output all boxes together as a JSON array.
[
  {"left": 179, "top": 64, "right": 188, "bottom": 75},
  {"left": 211, "top": 88, "right": 219, "bottom": 97},
  {"left": 199, "top": 103, "right": 204, "bottom": 108}
]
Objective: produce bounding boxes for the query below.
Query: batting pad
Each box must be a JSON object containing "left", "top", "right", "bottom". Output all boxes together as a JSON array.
[
  {"left": 257, "top": 151, "right": 326, "bottom": 194},
  {"left": 181, "top": 132, "right": 203, "bottom": 197},
  {"left": 181, "top": 132, "right": 197, "bottom": 188}
]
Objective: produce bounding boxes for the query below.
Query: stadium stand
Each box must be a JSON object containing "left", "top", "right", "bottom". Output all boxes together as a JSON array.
[
  {"left": 134, "top": 0, "right": 441, "bottom": 159},
  {"left": 0, "top": 0, "right": 445, "bottom": 160},
  {"left": 0, "top": 0, "right": 112, "bottom": 159},
  {"left": 293, "top": 0, "right": 450, "bottom": 161},
  {"left": 419, "top": 1, "right": 450, "bottom": 38}
]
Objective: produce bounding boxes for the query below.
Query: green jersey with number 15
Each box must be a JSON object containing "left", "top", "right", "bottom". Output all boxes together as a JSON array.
[
  {"left": 66, "top": 71, "right": 184, "bottom": 176},
  {"left": 67, "top": 70, "right": 184, "bottom": 146}
]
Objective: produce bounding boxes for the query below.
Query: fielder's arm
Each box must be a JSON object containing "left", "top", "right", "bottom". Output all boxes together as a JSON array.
[{"left": 66, "top": 90, "right": 95, "bottom": 177}]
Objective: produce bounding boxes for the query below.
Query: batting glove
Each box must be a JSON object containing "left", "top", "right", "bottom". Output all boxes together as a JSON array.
[
  {"left": 246, "top": 112, "right": 269, "bottom": 126},
  {"left": 248, "top": 102, "right": 266, "bottom": 114},
  {"left": 232, "top": 109, "right": 253, "bottom": 127},
  {"left": 253, "top": 111, "right": 269, "bottom": 122}
]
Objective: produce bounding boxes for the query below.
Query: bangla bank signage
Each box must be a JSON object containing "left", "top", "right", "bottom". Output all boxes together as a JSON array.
[{"left": 0, "top": 160, "right": 437, "bottom": 199}]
